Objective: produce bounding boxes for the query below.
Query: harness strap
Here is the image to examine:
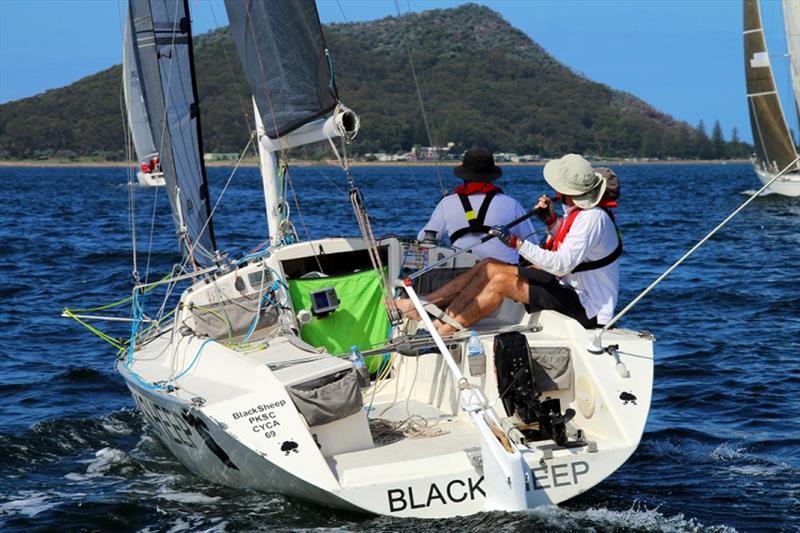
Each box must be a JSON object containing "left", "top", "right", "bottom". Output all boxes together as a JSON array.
[
  {"left": 449, "top": 191, "right": 499, "bottom": 242},
  {"left": 543, "top": 207, "right": 623, "bottom": 273},
  {"left": 572, "top": 207, "right": 622, "bottom": 273}
]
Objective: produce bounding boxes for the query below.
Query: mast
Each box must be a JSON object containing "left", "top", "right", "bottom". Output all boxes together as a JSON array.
[
  {"left": 743, "top": 0, "right": 799, "bottom": 172},
  {"left": 225, "top": 0, "right": 358, "bottom": 246}
]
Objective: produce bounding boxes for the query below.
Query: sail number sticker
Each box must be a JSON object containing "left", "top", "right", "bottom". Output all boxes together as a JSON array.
[{"left": 230, "top": 399, "right": 287, "bottom": 439}]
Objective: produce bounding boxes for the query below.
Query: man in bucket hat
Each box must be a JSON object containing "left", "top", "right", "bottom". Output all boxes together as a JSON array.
[
  {"left": 418, "top": 147, "right": 537, "bottom": 264},
  {"left": 400, "top": 154, "right": 621, "bottom": 335}
]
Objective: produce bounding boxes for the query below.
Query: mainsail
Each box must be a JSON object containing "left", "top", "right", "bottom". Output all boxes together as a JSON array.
[
  {"left": 224, "top": 0, "right": 339, "bottom": 138},
  {"left": 743, "top": 0, "right": 799, "bottom": 172},
  {"left": 122, "top": 21, "right": 158, "bottom": 171},
  {"left": 128, "top": 0, "right": 216, "bottom": 265},
  {"left": 784, "top": 0, "right": 800, "bottom": 134}
]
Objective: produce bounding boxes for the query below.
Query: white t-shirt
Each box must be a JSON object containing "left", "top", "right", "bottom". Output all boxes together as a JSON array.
[
  {"left": 517, "top": 206, "right": 619, "bottom": 324},
  {"left": 419, "top": 192, "right": 538, "bottom": 264}
]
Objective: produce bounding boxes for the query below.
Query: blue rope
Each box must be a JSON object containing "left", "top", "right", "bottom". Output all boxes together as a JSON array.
[
  {"left": 172, "top": 339, "right": 215, "bottom": 382},
  {"left": 124, "top": 290, "right": 163, "bottom": 390},
  {"left": 236, "top": 249, "right": 270, "bottom": 265}
]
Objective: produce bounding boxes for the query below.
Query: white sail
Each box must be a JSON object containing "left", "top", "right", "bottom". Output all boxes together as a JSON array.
[
  {"left": 784, "top": 0, "right": 800, "bottom": 130},
  {"left": 122, "top": 21, "right": 158, "bottom": 171}
]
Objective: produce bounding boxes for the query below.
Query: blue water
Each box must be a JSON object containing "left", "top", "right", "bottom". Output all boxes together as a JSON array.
[{"left": 0, "top": 163, "right": 798, "bottom": 531}]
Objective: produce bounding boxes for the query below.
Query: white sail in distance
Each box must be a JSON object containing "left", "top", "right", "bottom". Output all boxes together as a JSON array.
[{"left": 784, "top": 0, "right": 800, "bottom": 134}]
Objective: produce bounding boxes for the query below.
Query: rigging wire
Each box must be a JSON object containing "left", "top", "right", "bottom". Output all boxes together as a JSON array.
[
  {"left": 327, "top": 134, "right": 402, "bottom": 324},
  {"left": 156, "top": 137, "right": 254, "bottom": 323},
  {"left": 207, "top": 0, "right": 256, "bottom": 135},
  {"left": 394, "top": 0, "right": 448, "bottom": 197},
  {"left": 119, "top": 66, "right": 139, "bottom": 285}
]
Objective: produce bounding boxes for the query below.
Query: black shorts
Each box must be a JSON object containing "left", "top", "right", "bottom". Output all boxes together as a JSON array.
[{"left": 517, "top": 266, "right": 598, "bottom": 329}]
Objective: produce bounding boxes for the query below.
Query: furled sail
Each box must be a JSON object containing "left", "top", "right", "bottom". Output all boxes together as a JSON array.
[
  {"left": 123, "top": 21, "right": 158, "bottom": 171},
  {"left": 224, "top": 0, "right": 339, "bottom": 139},
  {"left": 128, "top": 0, "right": 216, "bottom": 265},
  {"left": 784, "top": 0, "right": 800, "bottom": 134},
  {"left": 743, "top": 0, "right": 799, "bottom": 173}
]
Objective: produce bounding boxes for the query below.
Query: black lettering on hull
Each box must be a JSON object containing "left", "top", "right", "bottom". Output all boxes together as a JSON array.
[
  {"left": 386, "top": 477, "right": 484, "bottom": 513},
  {"left": 182, "top": 410, "right": 240, "bottom": 471}
]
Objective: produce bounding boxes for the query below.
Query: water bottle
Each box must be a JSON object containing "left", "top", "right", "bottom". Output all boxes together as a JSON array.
[
  {"left": 349, "top": 345, "right": 371, "bottom": 387},
  {"left": 467, "top": 331, "right": 485, "bottom": 376}
]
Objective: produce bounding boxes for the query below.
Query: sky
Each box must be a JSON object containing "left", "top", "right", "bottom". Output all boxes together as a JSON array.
[{"left": 0, "top": 0, "right": 797, "bottom": 144}]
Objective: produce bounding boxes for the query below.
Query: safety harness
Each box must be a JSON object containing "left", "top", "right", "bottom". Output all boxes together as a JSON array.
[
  {"left": 543, "top": 206, "right": 622, "bottom": 273},
  {"left": 449, "top": 190, "right": 499, "bottom": 242}
]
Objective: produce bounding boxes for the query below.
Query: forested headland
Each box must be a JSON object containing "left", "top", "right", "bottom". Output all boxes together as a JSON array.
[{"left": 0, "top": 4, "right": 751, "bottom": 162}]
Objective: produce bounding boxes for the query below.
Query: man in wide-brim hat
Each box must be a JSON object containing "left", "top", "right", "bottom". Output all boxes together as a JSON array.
[
  {"left": 405, "top": 153, "right": 621, "bottom": 335},
  {"left": 417, "top": 146, "right": 537, "bottom": 265}
]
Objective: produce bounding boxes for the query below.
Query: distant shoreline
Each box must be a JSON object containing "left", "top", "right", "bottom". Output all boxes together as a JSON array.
[{"left": 0, "top": 158, "right": 752, "bottom": 168}]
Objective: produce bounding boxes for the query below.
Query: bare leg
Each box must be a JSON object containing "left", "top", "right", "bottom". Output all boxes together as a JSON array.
[
  {"left": 438, "top": 265, "right": 530, "bottom": 335},
  {"left": 395, "top": 258, "right": 504, "bottom": 319}
]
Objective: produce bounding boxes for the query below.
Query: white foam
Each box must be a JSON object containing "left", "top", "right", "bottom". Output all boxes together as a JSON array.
[
  {"left": 64, "top": 447, "right": 128, "bottom": 481},
  {"left": 162, "top": 516, "right": 226, "bottom": 533},
  {"left": 0, "top": 491, "right": 56, "bottom": 518},
  {"left": 87, "top": 447, "right": 127, "bottom": 474},
  {"left": 710, "top": 443, "right": 745, "bottom": 462},
  {"left": 101, "top": 418, "right": 133, "bottom": 435},
  {"left": 156, "top": 490, "right": 221, "bottom": 504},
  {"left": 526, "top": 503, "right": 738, "bottom": 532}
]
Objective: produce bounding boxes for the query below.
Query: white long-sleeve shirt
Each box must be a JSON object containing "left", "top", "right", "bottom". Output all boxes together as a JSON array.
[
  {"left": 517, "top": 206, "right": 619, "bottom": 323},
  {"left": 419, "top": 192, "right": 537, "bottom": 264}
]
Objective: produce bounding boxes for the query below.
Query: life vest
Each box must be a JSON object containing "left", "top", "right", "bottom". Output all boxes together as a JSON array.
[
  {"left": 543, "top": 206, "right": 622, "bottom": 273},
  {"left": 449, "top": 190, "right": 499, "bottom": 242}
]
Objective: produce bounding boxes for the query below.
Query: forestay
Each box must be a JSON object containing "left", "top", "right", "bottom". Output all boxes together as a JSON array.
[
  {"left": 224, "top": 0, "right": 339, "bottom": 139},
  {"left": 128, "top": 0, "right": 216, "bottom": 265},
  {"left": 743, "top": 0, "right": 799, "bottom": 173},
  {"left": 123, "top": 21, "right": 158, "bottom": 169}
]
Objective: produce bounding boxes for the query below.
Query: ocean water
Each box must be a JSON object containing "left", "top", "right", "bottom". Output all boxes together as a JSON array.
[{"left": 0, "top": 163, "right": 798, "bottom": 532}]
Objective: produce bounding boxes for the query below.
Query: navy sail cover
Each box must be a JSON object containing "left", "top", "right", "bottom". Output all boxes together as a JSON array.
[
  {"left": 129, "top": 0, "right": 216, "bottom": 265},
  {"left": 225, "top": 0, "right": 339, "bottom": 138}
]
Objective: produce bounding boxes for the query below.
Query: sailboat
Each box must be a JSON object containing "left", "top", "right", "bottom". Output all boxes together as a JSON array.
[
  {"left": 123, "top": 18, "right": 165, "bottom": 187},
  {"left": 743, "top": 0, "right": 800, "bottom": 197},
  {"left": 107, "top": 0, "right": 654, "bottom": 518}
]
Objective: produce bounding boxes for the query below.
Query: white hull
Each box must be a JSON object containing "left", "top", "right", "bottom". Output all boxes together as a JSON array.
[
  {"left": 119, "top": 237, "right": 654, "bottom": 518},
  {"left": 754, "top": 168, "right": 800, "bottom": 197},
  {"left": 136, "top": 170, "right": 165, "bottom": 187}
]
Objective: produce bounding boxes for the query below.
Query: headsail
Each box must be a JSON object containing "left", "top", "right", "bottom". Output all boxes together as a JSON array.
[
  {"left": 224, "top": 0, "right": 339, "bottom": 139},
  {"left": 123, "top": 21, "right": 158, "bottom": 172},
  {"left": 743, "top": 0, "right": 799, "bottom": 173},
  {"left": 128, "top": 0, "right": 216, "bottom": 265},
  {"left": 784, "top": 0, "right": 800, "bottom": 135}
]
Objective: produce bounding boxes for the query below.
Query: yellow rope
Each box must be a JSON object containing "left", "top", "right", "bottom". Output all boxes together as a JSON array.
[
  {"left": 62, "top": 309, "right": 125, "bottom": 350},
  {"left": 181, "top": 304, "right": 233, "bottom": 340},
  {"left": 66, "top": 272, "right": 173, "bottom": 314}
]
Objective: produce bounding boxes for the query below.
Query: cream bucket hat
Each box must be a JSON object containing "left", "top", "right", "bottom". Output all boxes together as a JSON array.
[{"left": 543, "top": 154, "right": 607, "bottom": 209}]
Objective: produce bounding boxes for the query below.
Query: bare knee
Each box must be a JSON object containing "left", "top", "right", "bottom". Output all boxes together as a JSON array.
[
  {"left": 486, "top": 272, "right": 525, "bottom": 299},
  {"left": 484, "top": 259, "right": 515, "bottom": 278}
]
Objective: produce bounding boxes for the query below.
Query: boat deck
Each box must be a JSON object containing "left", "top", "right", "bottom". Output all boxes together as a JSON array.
[{"left": 328, "top": 399, "right": 479, "bottom": 487}]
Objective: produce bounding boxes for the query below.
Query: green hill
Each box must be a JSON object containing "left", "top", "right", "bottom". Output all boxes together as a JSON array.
[{"left": 0, "top": 4, "right": 749, "bottom": 161}]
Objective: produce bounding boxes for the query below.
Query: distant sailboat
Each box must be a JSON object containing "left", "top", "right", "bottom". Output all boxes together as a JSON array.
[
  {"left": 122, "top": 21, "right": 164, "bottom": 187},
  {"left": 743, "top": 0, "right": 800, "bottom": 197}
]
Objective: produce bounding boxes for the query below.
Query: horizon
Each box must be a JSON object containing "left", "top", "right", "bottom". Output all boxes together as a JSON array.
[{"left": 0, "top": 0, "right": 797, "bottom": 145}]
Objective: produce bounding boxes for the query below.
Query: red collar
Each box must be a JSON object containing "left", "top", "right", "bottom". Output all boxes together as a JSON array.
[{"left": 453, "top": 182, "right": 503, "bottom": 195}]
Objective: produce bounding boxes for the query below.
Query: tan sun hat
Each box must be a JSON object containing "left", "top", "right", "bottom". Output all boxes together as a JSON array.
[{"left": 543, "top": 154, "right": 607, "bottom": 209}]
